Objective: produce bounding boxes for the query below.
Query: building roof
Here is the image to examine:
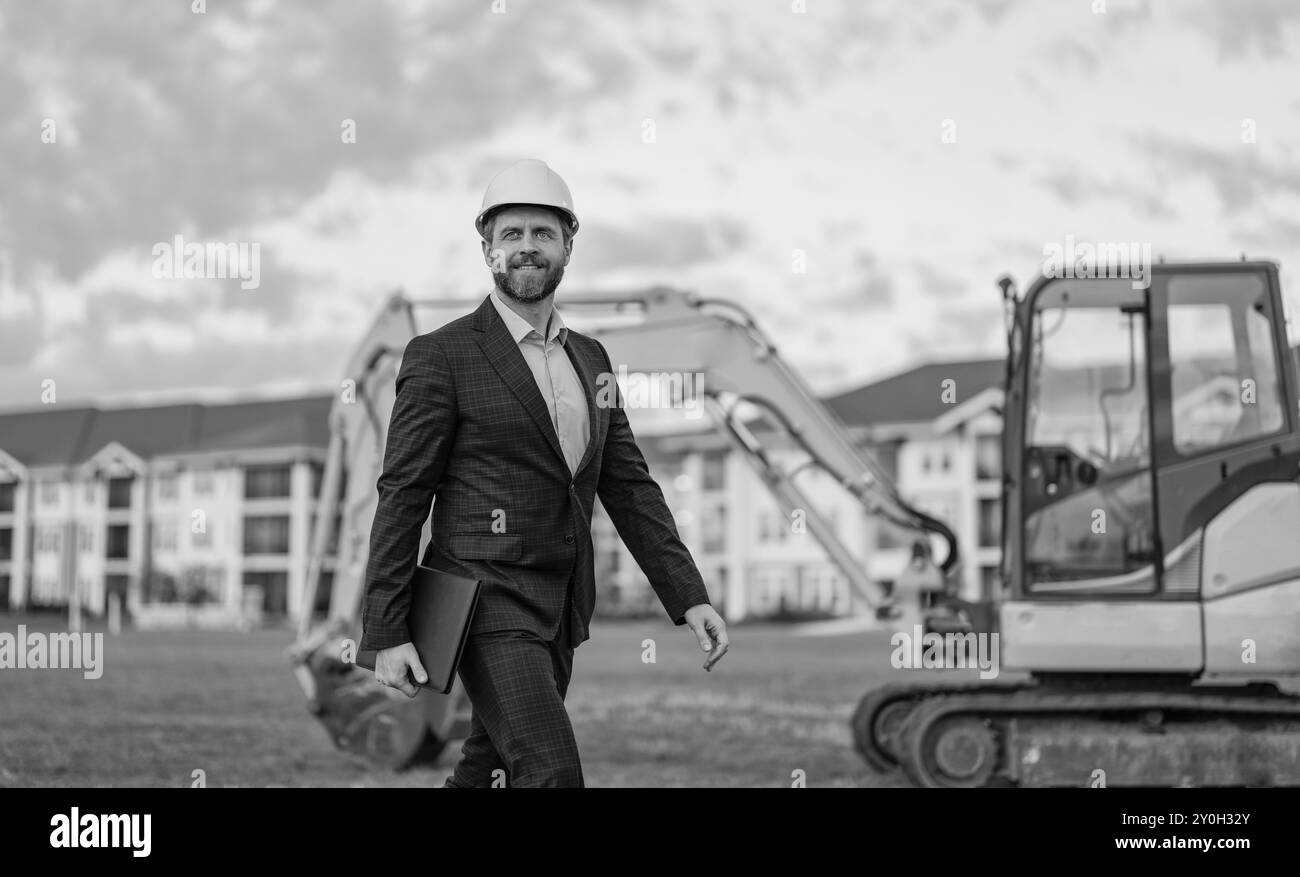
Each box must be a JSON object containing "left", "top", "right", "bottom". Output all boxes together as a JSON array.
[
  {"left": 75, "top": 403, "right": 206, "bottom": 461},
  {"left": 0, "top": 406, "right": 100, "bottom": 468},
  {"left": 0, "top": 355, "right": 1010, "bottom": 470},
  {"left": 824, "top": 358, "right": 1005, "bottom": 427},
  {"left": 0, "top": 395, "right": 335, "bottom": 468},
  {"left": 635, "top": 356, "right": 1007, "bottom": 451},
  {"left": 191, "top": 396, "right": 334, "bottom": 452}
]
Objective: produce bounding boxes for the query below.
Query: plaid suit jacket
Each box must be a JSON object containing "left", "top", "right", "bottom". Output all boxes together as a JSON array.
[{"left": 358, "top": 293, "right": 713, "bottom": 652}]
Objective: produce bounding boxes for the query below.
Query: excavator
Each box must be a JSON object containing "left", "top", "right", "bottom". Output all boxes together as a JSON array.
[
  {"left": 855, "top": 258, "right": 1300, "bottom": 787},
  {"left": 285, "top": 283, "right": 963, "bottom": 772},
  {"left": 288, "top": 258, "right": 1300, "bottom": 787}
]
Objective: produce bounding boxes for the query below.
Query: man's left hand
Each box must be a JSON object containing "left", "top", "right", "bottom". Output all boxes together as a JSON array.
[{"left": 684, "top": 604, "right": 728, "bottom": 653}]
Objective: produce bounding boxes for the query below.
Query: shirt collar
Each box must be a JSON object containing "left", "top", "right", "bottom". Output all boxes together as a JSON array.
[{"left": 490, "top": 291, "right": 568, "bottom": 346}]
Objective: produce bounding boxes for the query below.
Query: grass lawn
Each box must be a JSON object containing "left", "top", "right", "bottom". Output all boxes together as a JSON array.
[{"left": 0, "top": 612, "right": 990, "bottom": 788}]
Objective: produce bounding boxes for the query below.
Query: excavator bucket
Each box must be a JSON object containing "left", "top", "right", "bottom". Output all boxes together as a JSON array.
[{"left": 290, "top": 619, "right": 469, "bottom": 771}]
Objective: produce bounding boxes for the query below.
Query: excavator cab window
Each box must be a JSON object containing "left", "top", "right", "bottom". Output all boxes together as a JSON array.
[
  {"left": 1165, "top": 273, "right": 1286, "bottom": 455},
  {"left": 1021, "top": 279, "right": 1158, "bottom": 591}
]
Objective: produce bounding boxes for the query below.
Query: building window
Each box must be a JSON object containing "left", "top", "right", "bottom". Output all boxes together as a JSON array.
[
  {"left": 708, "top": 565, "right": 727, "bottom": 613},
  {"left": 192, "top": 526, "right": 212, "bottom": 549},
  {"left": 153, "top": 522, "right": 177, "bottom": 552},
  {"left": 38, "top": 527, "right": 61, "bottom": 552},
  {"left": 245, "top": 464, "right": 292, "bottom": 499},
  {"left": 108, "top": 477, "right": 133, "bottom": 509},
  {"left": 0, "top": 527, "right": 11, "bottom": 560},
  {"left": 83, "top": 479, "right": 96, "bottom": 502},
  {"left": 184, "top": 566, "right": 224, "bottom": 604},
  {"left": 975, "top": 434, "right": 1001, "bottom": 481},
  {"left": 308, "top": 514, "right": 342, "bottom": 555},
  {"left": 41, "top": 480, "right": 58, "bottom": 505},
  {"left": 979, "top": 564, "right": 1001, "bottom": 598},
  {"left": 194, "top": 469, "right": 214, "bottom": 495},
  {"left": 105, "top": 574, "right": 130, "bottom": 606},
  {"left": 313, "top": 571, "right": 335, "bottom": 614},
  {"left": 310, "top": 462, "right": 346, "bottom": 501},
  {"left": 701, "top": 505, "right": 726, "bottom": 553},
  {"left": 243, "top": 515, "right": 291, "bottom": 555},
  {"left": 79, "top": 526, "right": 94, "bottom": 553},
  {"left": 158, "top": 474, "right": 178, "bottom": 501},
  {"left": 978, "top": 498, "right": 1001, "bottom": 549},
  {"left": 106, "top": 525, "right": 130, "bottom": 559},
  {"left": 0, "top": 482, "right": 14, "bottom": 512},
  {"left": 758, "top": 510, "right": 789, "bottom": 544},
  {"left": 244, "top": 571, "right": 289, "bottom": 614},
  {"left": 701, "top": 450, "right": 726, "bottom": 492}
]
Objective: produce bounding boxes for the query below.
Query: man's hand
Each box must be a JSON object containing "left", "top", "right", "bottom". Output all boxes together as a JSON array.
[
  {"left": 375, "top": 642, "right": 428, "bottom": 698},
  {"left": 684, "top": 604, "right": 728, "bottom": 655}
]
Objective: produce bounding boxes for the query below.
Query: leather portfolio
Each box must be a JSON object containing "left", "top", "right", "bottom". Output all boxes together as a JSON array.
[{"left": 355, "top": 563, "right": 483, "bottom": 695}]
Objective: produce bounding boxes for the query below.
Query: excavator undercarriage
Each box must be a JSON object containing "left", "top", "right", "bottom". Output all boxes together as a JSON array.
[{"left": 854, "top": 678, "right": 1300, "bottom": 787}]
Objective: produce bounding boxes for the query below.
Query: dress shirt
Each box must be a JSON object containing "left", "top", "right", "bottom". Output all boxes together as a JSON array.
[{"left": 489, "top": 291, "right": 591, "bottom": 475}]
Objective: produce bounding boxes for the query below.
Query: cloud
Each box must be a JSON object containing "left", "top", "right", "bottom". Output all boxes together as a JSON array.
[
  {"left": 3, "top": 0, "right": 1299, "bottom": 412},
  {"left": 0, "top": 282, "right": 41, "bottom": 367},
  {"left": 0, "top": 0, "right": 646, "bottom": 286},
  {"left": 913, "top": 262, "right": 968, "bottom": 299},
  {"left": 1035, "top": 167, "right": 1175, "bottom": 220},
  {"left": 1180, "top": 0, "right": 1300, "bottom": 60},
  {"left": 1132, "top": 134, "right": 1300, "bottom": 212},
  {"left": 576, "top": 216, "right": 749, "bottom": 273}
]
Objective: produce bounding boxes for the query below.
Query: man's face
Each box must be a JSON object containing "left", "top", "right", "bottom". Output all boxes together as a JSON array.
[{"left": 482, "top": 205, "right": 572, "bottom": 304}]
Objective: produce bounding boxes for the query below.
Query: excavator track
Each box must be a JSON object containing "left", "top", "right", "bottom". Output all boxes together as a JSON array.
[
  {"left": 881, "top": 682, "right": 1300, "bottom": 787},
  {"left": 851, "top": 681, "right": 1022, "bottom": 771}
]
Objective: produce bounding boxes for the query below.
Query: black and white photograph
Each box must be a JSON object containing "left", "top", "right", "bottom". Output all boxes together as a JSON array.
[{"left": 0, "top": 0, "right": 1297, "bottom": 850}]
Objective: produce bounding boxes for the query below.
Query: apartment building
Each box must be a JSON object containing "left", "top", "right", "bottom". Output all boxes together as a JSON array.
[{"left": 0, "top": 396, "right": 337, "bottom": 627}]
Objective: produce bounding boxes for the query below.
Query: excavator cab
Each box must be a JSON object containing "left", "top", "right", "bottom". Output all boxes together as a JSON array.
[{"left": 1000, "top": 260, "right": 1300, "bottom": 674}]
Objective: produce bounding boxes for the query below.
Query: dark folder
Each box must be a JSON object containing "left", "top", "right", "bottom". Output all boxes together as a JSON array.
[{"left": 355, "top": 564, "right": 483, "bottom": 695}]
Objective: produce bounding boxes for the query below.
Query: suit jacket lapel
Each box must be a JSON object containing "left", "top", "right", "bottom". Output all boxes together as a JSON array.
[{"left": 474, "top": 298, "right": 568, "bottom": 470}]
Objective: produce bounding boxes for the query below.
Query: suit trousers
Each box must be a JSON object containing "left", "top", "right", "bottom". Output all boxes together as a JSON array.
[{"left": 441, "top": 571, "right": 584, "bottom": 788}]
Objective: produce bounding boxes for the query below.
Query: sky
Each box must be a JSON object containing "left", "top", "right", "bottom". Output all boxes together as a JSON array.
[{"left": 2, "top": 0, "right": 1299, "bottom": 414}]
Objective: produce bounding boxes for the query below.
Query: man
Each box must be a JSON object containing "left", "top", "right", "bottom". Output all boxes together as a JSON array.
[{"left": 358, "top": 158, "right": 728, "bottom": 788}]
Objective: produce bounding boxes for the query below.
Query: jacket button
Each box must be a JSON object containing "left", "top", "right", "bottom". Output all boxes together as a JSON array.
[{"left": 565, "top": 534, "right": 575, "bottom": 544}]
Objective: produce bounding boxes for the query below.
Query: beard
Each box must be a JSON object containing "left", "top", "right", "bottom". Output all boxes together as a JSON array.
[{"left": 493, "top": 256, "right": 565, "bottom": 304}]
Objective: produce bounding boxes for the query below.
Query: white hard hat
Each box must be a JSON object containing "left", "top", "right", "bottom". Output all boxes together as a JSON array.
[{"left": 475, "top": 158, "right": 579, "bottom": 238}]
